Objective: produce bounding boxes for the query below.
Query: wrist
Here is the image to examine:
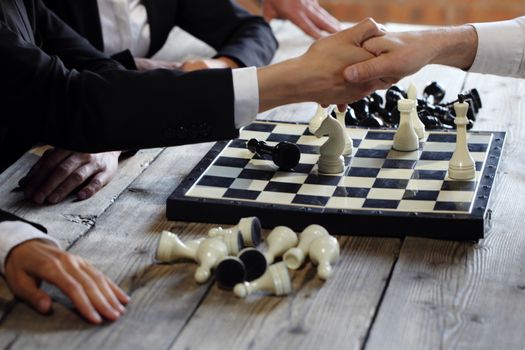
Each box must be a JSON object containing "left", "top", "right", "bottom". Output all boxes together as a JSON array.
[
  {"left": 216, "top": 56, "right": 240, "bottom": 69},
  {"left": 430, "top": 25, "right": 478, "bottom": 70}
]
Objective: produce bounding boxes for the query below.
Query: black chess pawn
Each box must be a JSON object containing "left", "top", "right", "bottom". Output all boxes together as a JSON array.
[
  {"left": 423, "top": 81, "right": 446, "bottom": 105},
  {"left": 358, "top": 115, "right": 384, "bottom": 128},
  {"left": 348, "top": 99, "right": 369, "bottom": 120},
  {"left": 440, "top": 88, "right": 482, "bottom": 121},
  {"left": 247, "top": 139, "right": 300, "bottom": 171}
]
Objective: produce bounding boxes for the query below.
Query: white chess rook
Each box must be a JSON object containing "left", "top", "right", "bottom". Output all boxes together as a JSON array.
[
  {"left": 156, "top": 231, "right": 202, "bottom": 262},
  {"left": 315, "top": 116, "right": 346, "bottom": 174},
  {"left": 208, "top": 217, "right": 262, "bottom": 247},
  {"left": 407, "top": 83, "right": 426, "bottom": 139},
  {"left": 449, "top": 99, "right": 476, "bottom": 180},
  {"left": 308, "top": 104, "right": 328, "bottom": 133},
  {"left": 393, "top": 99, "right": 419, "bottom": 152},
  {"left": 283, "top": 224, "right": 329, "bottom": 270},
  {"left": 233, "top": 262, "right": 293, "bottom": 298},
  {"left": 264, "top": 226, "right": 299, "bottom": 264},
  {"left": 334, "top": 106, "right": 353, "bottom": 155},
  {"left": 309, "top": 235, "right": 340, "bottom": 280}
]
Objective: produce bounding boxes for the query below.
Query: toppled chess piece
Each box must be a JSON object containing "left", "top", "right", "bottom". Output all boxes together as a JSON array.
[
  {"left": 308, "top": 104, "right": 327, "bottom": 133},
  {"left": 448, "top": 94, "right": 476, "bottom": 180},
  {"left": 308, "top": 235, "right": 340, "bottom": 280},
  {"left": 393, "top": 99, "right": 419, "bottom": 152},
  {"left": 247, "top": 138, "right": 300, "bottom": 171},
  {"left": 315, "top": 116, "right": 346, "bottom": 174},
  {"left": 238, "top": 247, "right": 268, "bottom": 281},
  {"left": 208, "top": 216, "right": 262, "bottom": 247},
  {"left": 283, "top": 224, "right": 329, "bottom": 270},
  {"left": 156, "top": 231, "right": 203, "bottom": 262},
  {"left": 215, "top": 256, "right": 247, "bottom": 290},
  {"left": 264, "top": 226, "right": 298, "bottom": 264},
  {"left": 233, "top": 262, "right": 293, "bottom": 298}
]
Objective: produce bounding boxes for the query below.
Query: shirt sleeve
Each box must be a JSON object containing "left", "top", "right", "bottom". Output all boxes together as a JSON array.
[
  {"left": 232, "top": 66, "right": 259, "bottom": 128},
  {"left": 470, "top": 17, "right": 525, "bottom": 78},
  {"left": 0, "top": 221, "right": 60, "bottom": 275}
]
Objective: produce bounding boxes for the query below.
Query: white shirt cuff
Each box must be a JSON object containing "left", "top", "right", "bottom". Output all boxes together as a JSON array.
[
  {"left": 0, "top": 221, "right": 60, "bottom": 275},
  {"left": 232, "top": 67, "right": 259, "bottom": 128},
  {"left": 470, "top": 17, "right": 525, "bottom": 78}
]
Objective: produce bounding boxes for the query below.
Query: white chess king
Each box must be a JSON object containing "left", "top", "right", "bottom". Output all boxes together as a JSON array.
[{"left": 448, "top": 95, "right": 476, "bottom": 180}]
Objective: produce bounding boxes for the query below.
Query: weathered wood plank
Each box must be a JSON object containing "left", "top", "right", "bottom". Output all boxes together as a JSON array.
[
  {"left": 0, "top": 143, "right": 219, "bottom": 349},
  {"left": 365, "top": 73, "right": 525, "bottom": 350}
]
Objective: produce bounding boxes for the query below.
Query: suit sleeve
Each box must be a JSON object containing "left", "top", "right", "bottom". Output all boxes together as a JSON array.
[
  {"left": 175, "top": 0, "right": 278, "bottom": 67},
  {"left": 0, "top": 1, "right": 238, "bottom": 153}
]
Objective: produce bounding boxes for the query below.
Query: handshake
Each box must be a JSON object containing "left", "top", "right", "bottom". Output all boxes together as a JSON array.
[{"left": 257, "top": 18, "right": 478, "bottom": 112}]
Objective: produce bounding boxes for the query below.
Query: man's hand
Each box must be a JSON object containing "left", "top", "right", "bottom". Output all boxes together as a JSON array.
[
  {"left": 257, "top": 18, "right": 388, "bottom": 111},
  {"left": 134, "top": 57, "right": 183, "bottom": 71},
  {"left": 263, "top": 0, "right": 341, "bottom": 39},
  {"left": 19, "top": 149, "right": 120, "bottom": 204},
  {"left": 343, "top": 25, "right": 478, "bottom": 84},
  {"left": 5, "top": 240, "right": 130, "bottom": 324},
  {"left": 181, "top": 57, "right": 240, "bottom": 72}
]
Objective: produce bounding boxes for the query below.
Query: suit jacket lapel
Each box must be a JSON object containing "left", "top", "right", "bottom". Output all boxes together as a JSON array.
[{"left": 142, "top": 0, "right": 177, "bottom": 57}]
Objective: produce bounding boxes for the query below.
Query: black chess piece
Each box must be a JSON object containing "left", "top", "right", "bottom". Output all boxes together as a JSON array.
[
  {"left": 330, "top": 108, "right": 359, "bottom": 126},
  {"left": 423, "top": 81, "right": 446, "bottom": 104},
  {"left": 440, "top": 88, "right": 482, "bottom": 121},
  {"left": 385, "top": 85, "right": 407, "bottom": 112},
  {"left": 367, "top": 92, "right": 384, "bottom": 114},
  {"left": 247, "top": 138, "right": 300, "bottom": 171},
  {"left": 358, "top": 115, "right": 384, "bottom": 128},
  {"left": 348, "top": 99, "right": 369, "bottom": 120}
]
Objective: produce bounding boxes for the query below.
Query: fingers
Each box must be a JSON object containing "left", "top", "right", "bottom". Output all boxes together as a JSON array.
[
  {"left": 8, "top": 271, "right": 53, "bottom": 314},
  {"left": 262, "top": 2, "right": 278, "bottom": 22},
  {"left": 290, "top": 11, "right": 325, "bottom": 39},
  {"left": 349, "top": 18, "right": 387, "bottom": 46},
  {"left": 47, "top": 160, "right": 97, "bottom": 204},
  {"left": 344, "top": 54, "right": 392, "bottom": 83},
  {"left": 83, "top": 264, "right": 129, "bottom": 310},
  {"left": 305, "top": 2, "right": 341, "bottom": 34}
]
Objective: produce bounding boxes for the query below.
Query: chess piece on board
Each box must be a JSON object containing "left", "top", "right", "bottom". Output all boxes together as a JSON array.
[
  {"left": 283, "top": 224, "right": 329, "bottom": 270},
  {"left": 314, "top": 116, "right": 346, "bottom": 174},
  {"left": 334, "top": 106, "right": 353, "bottom": 155},
  {"left": 308, "top": 104, "right": 328, "bottom": 133},
  {"left": 156, "top": 231, "right": 203, "bottom": 262},
  {"left": 233, "top": 262, "right": 293, "bottom": 298},
  {"left": 208, "top": 216, "right": 262, "bottom": 247},
  {"left": 448, "top": 95, "right": 476, "bottom": 180},
  {"left": 393, "top": 99, "right": 419, "bottom": 152},
  {"left": 407, "top": 83, "right": 425, "bottom": 139},
  {"left": 264, "top": 226, "right": 299, "bottom": 264},
  {"left": 309, "top": 235, "right": 340, "bottom": 280},
  {"left": 247, "top": 139, "right": 300, "bottom": 171}
]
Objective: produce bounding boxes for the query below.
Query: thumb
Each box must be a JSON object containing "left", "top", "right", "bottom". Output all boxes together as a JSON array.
[
  {"left": 11, "top": 272, "right": 53, "bottom": 314},
  {"left": 344, "top": 56, "right": 387, "bottom": 83}
]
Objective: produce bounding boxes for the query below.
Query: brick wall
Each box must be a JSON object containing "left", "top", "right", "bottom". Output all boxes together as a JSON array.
[{"left": 238, "top": 0, "right": 525, "bottom": 25}]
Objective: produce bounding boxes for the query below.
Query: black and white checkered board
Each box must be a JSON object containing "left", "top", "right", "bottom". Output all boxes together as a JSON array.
[{"left": 167, "top": 121, "right": 505, "bottom": 240}]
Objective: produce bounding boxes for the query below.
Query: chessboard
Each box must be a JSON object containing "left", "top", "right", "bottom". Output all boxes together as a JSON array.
[{"left": 167, "top": 120, "right": 505, "bottom": 240}]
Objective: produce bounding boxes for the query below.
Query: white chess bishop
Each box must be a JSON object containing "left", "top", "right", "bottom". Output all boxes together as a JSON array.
[
  {"left": 308, "top": 104, "right": 328, "bottom": 133},
  {"left": 264, "top": 226, "right": 299, "bottom": 264},
  {"left": 393, "top": 99, "right": 419, "bottom": 152},
  {"left": 334, "top": 106, "right": 353, "bottom": 155},
  {"left": 448, "top": 95, "right": 476, "bottom": 180},
  {"left": 233, "top": 262, "right": 293, "bottom": 298},
  {"left": 315, "top": 116, "right": 346, "bottom": 174},
  {"left": 407, "top": 83, "right": 426, "bottom": 140},
  {"left": 309, "top": 235, "right": 340, "bottom": 280},
  {"left": 283, "top": 224, "right": 329, "bottom": 270}
]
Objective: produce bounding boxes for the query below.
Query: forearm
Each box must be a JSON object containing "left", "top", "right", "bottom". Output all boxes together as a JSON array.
[{"left": 429, "top": 25, "right": 478, "bottom": 70}]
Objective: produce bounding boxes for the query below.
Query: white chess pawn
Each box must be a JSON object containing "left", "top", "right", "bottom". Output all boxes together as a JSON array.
[
  {"left": 208, "top": 217, "right": 262, "bottom": 247},
  {"left": 210, "top": 229, "right": 242, "bottom": 255},
  {"left": 308, "top": 235, "right": 340, "bottom": 280},
  {"left": 393, "top": 99, "right": 419, "bottom": 152},
  {"left": 407, "top": 83, "right": 425, "bottom": 140},
  {"left": 314, "top": 116, "right": 346, "bottom": 174},
  {"left": 283, "top": 224, "right": 329, "bottom": 270},
  {"left": 156, "top": 231, "right": 203, "bottom": 262},
  {"left": 194, "top": 237, "right": 228, "bottom": 283},
  {"left": 448, "top": 97, "right": 476, "bottom": 180},
  {"left": 308, "top": 104, "right": 328, "bottom": 133},
  {"left": 233, "top": 262, "right": 293, "bottom": 298},
  {"left": 264, "top": 226, "right": 299, "bottom": 264},
  {"left": 334, "top": 106, "right": 353, "bottom": 155}
]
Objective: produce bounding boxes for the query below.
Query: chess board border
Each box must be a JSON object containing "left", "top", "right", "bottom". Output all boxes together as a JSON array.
[{"left": 167, "top": 122, "right": 505, "bottom": 241}]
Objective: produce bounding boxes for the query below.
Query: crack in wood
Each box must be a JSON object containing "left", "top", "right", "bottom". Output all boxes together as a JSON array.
[{"left": 62, "top": 214, "right": 98, "bottom": 227}]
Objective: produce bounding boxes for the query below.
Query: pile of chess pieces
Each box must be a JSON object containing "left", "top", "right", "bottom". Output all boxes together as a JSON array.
[
  {"left": 156, "top": 217, "right": 340, "bottom": 298},
  {"left": 336, "top": 81, "right": 482, "bottom": 130}
]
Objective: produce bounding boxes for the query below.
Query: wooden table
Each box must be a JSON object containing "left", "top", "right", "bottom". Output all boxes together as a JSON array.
[{"left": 1, "top": 21, "right": 525, "bottom": 350}]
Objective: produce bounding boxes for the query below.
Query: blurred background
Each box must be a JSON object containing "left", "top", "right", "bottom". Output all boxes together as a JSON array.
[{"left": 238, "top": 0, "right": 525, "bottom": 25}]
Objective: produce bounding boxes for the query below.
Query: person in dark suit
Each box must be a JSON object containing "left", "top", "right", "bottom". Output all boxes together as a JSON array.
[{"left": 0, "top": 0, "right": 386, "bottom": 324}]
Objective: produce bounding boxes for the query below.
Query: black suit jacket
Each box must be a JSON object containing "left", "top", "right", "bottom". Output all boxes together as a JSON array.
[{"left": 43, "top": 0, "right": 278, "bottom": 69}]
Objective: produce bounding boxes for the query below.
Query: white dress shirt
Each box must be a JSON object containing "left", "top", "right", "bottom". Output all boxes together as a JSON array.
[{"left": 470, "top": 16, "right": 525, "bottom": 78}]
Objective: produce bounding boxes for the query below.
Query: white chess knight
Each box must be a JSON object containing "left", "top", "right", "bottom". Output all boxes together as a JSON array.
[
  {"left": 407, "top": 83, "right": 426, "bottom": 139},
  {"left": 283, "top": 224, "right": 329, "bottom": 270},
  {"left": 208, "top": 216, "right": 262, "bottom": 248},
  {"left": 233, "top": 262, "right": 293, "bottom": 298},
  {"left": 308, "top": 104, "right": 328, "bottom": 133},
  {"left": 309, "top": 235, "right": 340, "bottom": 280},
  {"left": 314, "top": 116, "right": 346, "bottom": 174},
  {"left": 264, "top": 226, "right": 299, "bottom": 264},
  {"left": 393, "top": 99, "right": 419, "bottom": 152},
  {"left": 334, "top": 106, "right": 353, "bottom": 155},
  {"left": 156, "top": 231, "right": 227, "bottom": 283},
  {"left": 448, "top": 97, "right": 476, "bottom": 180}
]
